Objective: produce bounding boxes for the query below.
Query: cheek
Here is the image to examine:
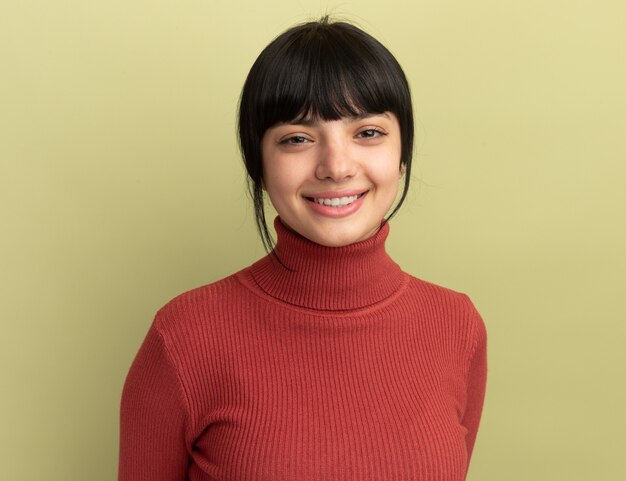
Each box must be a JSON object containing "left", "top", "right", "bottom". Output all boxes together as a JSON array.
[
  {"left": 371, "top": 155, "right": 403, "bottom": 188},
  {"left": 264, "top": 162, "right": 295, "bottom": 191},
  {"left": 262, "top": 156, "right": 309, "bottom": 206},
  {"left": 266, "top": 148, "right": 314, "bottom": 181}
]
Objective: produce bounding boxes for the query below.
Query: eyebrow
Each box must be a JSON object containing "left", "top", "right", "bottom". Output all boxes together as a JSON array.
[{"left": 287, "top": 112, "right": 390, "bottom": 126}]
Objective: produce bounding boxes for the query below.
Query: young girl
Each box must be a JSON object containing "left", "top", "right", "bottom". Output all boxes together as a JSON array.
[{"left": 119, "top": 17, "right": 487, "bottom": 481}]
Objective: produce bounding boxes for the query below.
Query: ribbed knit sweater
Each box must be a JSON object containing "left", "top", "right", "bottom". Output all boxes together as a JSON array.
[{"left": 119, "top": 217, "right": 488, "bottom": 481}]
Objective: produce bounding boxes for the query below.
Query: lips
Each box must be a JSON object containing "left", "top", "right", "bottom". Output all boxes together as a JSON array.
[
  {"left": 303, "top": 190, "right": 369, "bottom": 218},
  {"left": 304, "top": 189, "right": 368, "bottom": 205}
]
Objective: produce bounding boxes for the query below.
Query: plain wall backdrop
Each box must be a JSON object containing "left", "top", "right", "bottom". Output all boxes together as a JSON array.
[{"left": 1, "top": 1, "right": 625, "bottom": 480}]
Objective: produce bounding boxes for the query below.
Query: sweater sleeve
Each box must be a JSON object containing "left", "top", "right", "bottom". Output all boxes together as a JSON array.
[
  {"left": 461, "top": 301, "right": 488, "bottom": 470},
  {"left": 118, "top": 321, "right": 191, "bottom": 481}
]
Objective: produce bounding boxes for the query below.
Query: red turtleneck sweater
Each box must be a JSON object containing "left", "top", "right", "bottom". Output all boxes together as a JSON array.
[{"left": 119, "top": 218, "right": 487, "bottom": 481}]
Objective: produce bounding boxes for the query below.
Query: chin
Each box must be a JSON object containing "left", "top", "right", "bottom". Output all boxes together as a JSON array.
[{"left": 280, "top": 213, "right": 382, "bottom": 247}]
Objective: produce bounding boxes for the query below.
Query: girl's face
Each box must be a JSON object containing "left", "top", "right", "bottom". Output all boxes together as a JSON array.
[{"left": 261, "top": 112, "right": 403, "bottom": 247}]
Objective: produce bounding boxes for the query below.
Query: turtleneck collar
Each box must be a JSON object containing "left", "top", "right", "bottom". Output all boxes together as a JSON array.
[{"left": 245, "top": 217, "right": 407, "bottom": 311}]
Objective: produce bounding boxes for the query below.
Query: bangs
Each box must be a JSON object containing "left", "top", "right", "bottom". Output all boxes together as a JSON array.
[{"left": 253, "top": 23, "right": 409, "bottom": 128}]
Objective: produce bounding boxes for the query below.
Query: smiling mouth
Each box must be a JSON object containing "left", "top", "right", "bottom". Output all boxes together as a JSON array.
[{"left": 304, "top": 192, "right": 367, "bottom": 207}]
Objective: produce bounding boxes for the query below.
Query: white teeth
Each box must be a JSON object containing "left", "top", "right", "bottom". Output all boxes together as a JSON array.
[{"left": 313, "top": 195, "right": 359, "bottom": 207}]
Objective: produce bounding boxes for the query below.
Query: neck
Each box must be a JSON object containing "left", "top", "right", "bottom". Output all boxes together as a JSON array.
[{"left": 246, "top": 217, "right": 406, "bottom": 311}]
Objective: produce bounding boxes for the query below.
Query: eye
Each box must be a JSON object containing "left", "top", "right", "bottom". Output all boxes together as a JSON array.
[
  {"left": 279, "top": 135, "right": 311, "bottom": 145},
  {"left": 357, "top": 128, "right": 386, "bottom": 139}
]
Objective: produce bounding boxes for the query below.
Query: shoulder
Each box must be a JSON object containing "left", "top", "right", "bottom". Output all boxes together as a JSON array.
[
  {"left": 152, "top": 267, "right": 256, "bottom": 338},
  {"left": 404, "top": 274, "right": 479, "bottom": 313},
  {"left": 402, "top": 274, "right": 486, "bottom": 348},
  {"left": 158, "top": 273, "right": 239, "bottom": 312}
]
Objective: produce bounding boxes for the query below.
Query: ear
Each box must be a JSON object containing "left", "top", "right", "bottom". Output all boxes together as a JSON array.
[{"left": 399, "top": 163, "right": 406, "bottom": 178}]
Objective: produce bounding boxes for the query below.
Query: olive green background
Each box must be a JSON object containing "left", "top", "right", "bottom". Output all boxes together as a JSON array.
[{"left": 2, "top": 1, "right": 625, "bottom": 480}]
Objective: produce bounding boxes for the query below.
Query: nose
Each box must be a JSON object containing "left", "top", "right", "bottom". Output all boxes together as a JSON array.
[{"left": 314, "top": 136, "right": 357, "bottom": 182}]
